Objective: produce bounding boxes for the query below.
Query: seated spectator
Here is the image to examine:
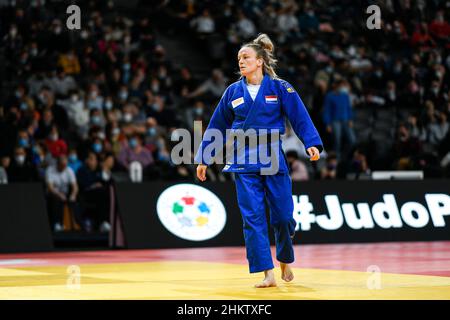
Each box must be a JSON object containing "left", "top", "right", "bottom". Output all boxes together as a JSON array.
[
  {"left": 393, "top": 123, "right": 423, "bottom": 170},
  {"left": 190, "top": 9, "right": 215, "bottom": 36},
  {"left": 118, "top": 134, "right": 154, "bottom": 172},
  {"left": 57, "top": 49, "right": 81, "bottom": 75},
  {"left": 186, "top": 69, "right": 228, "bottom": 102},
  {"left": 347, "top": 148, "right": 371, "bottom": 178},
  {"left": 45, "top": 155, "right": 79, "bottom": 232},
  {"left": 77, "top": 152, "right": 107, "bottom": 232},
  {"left": 320, "top": 152, "right": 338, "bottom": 180},
  {"left": 68, "top": 148, "right": 82, "bottom": 174},
  {"left": 286, "top": 151, "right": 309, "bottom": 181},
  {"left": 7, "top": 147, "right": 39, "bottom": 182},
  {"left": 45, "top": 126, "right": 68, "bottom": 159}
]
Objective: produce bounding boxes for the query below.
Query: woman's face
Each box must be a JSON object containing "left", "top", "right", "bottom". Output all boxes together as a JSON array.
[{"left": 238, "top": 47, "right": 263, "bottom": 77}]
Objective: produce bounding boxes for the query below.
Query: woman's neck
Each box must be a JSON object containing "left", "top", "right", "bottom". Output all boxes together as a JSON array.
[{"left": 246, "top": 70, "right": 264, "bottom": 85}]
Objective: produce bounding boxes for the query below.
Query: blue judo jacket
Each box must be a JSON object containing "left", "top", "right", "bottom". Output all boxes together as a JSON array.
[{"left": 194, "top": 74, "right": 323, "bottom": 173}]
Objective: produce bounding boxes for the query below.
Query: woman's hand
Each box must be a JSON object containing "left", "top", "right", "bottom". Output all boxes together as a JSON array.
[
  {"left": 197, "top": 164, "right": 207, "bottom": 182},
  {"left": 307, "top": 147, "right": 320, "bottom": 161}
]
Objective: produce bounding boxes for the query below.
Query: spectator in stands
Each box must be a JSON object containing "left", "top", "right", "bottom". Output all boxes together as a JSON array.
[
  {"left": 0, "top": 156, "right": 9, "bottom": 184},
  {"left": 118, "top": 134, "right": 154, "bottom": 172},
  {"left": 393, "top": 123, "right": 423, "bottom": 170},
  {"left": 7, "top": 146, "right": 39, "bottom": 182},
  {"left": 76, "top": 152, "right": 104, "bottom": 232},
  {"left": 68, "top": 148, "right": 82, "bottom": 174},
  {"left": 45, "top": 126, "right": 68, "bottom": 159},
  {"left": 428, "top": 10, "right": 450, "bottom": 44},
  {"left": 320, "top": 152, "right": 338, "bottom": 180},
  {"left": 346, "top": 148, "right": 371, "bottom": 178},
  {"left": 186, "top": 69, "right": 228, "bottom": 102},
  {"left": 190, "top": 9, "right": 215, "bottom": 36},
  {"left": 45, "top": 155, "right": 79, "bottom": 232},
  {"left": 323, "top": 79, "right": 355, "bottom": 160},
  {"left": 286, "top": 151, "right": 309, "bottom": 181}
]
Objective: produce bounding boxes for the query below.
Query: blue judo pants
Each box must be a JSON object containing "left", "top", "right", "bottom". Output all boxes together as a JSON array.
[{"left": 234, "top": 171, "right": 296, "bottom": 273}]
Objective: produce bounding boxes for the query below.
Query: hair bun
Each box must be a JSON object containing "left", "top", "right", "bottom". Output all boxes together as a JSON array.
[{"left": 253, "top": 33, "right": 274, "bottom": 54}]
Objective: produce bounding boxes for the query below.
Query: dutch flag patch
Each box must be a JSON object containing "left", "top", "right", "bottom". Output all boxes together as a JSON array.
[{"left": 265, "top": 95, "right": 278, "bottom": 104}]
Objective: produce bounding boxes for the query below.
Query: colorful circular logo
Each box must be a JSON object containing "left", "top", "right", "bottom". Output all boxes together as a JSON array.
[{"left": 156, "top": 184, "right": 227, "bottom": 241}]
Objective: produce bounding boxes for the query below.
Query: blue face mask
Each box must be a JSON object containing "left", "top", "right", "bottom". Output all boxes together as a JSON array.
[
  {"left": 69, "top": 154, "right": 78, "bottom": 163},
  {"left": 18, "top": 138, "right": 29, "bottom": 147},
  {"left": 194, "top": 107, "right": 203, "bottom": 116},
  {"left": 92, "top": 143, "right": 102, "bottom": 153},
  {"left": 104, "top": 101, "right": 113, "bottom": 110},
  {"left": 20, "top": 102, "right": 28, "bottom": 111},
  {"left": 91, "top": 115, "right": 101, "bottom": 125},
  {"left": 129, "top": 138, "right": 138, "bottom": 149},
  {"left": 147, "top": 127, "right": 157, "bottom": 136}
]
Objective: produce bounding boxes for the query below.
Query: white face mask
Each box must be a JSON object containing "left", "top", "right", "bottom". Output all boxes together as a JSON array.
[
  {"left": 15, "top": 155, "right": 26, "bottom": 165},
  {"left": 123, "top": 113, "right": 132, "bottom": 123}
]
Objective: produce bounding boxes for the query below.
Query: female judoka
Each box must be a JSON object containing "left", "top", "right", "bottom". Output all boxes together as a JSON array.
[{"left": 195, "top": 33, "right": 323, "bottom": 288}]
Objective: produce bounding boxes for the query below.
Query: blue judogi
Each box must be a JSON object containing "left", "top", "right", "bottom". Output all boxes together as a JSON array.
[{"left": 195, "top": 74, "right": 323, "bottom": 273}]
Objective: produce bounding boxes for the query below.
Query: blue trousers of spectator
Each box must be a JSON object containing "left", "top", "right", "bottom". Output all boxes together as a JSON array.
[{"left": 331, "top": 120, "right": 356, "bottom": 159}]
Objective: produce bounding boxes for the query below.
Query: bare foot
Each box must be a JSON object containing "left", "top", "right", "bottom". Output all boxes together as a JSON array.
[
  {"left": 280, "top": 263, "right": 294, "bottom": 282},
  {"left": 255, "top": 269, "right": 277, "bottom": 288}
]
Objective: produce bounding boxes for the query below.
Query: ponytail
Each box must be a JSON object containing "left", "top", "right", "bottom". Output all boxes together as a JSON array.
[{"left": 242, "top": 33, "right": 278, "bottom": 79}]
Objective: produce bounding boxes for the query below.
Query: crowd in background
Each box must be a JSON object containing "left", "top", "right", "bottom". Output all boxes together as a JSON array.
[
  {"left": 163, "top": 0, "right": 450, "bottom": 179},
  {"left": 0, "top": 0, "right": 449, "bottom": 231}
]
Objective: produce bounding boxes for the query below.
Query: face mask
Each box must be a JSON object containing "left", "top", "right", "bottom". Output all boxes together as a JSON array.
[
  {"left": 71, "top": 95, "right": 79, "bottom": 103},
  {"left": 194, "top": 107, "right": 203, "bottom": 116},
  {"left": 15, "top": 90, "right": 22, "bottom": 98},
  {"left": 119, "top": 91, "right": 128, "bottom": 100},
  {"left": 129, "top": 138, "right": 138, "bottom": 148},
  {"left": 18, "top": 138, "right": 29, "bottom": 147},
  {"left": 39, "top": 94, "right": 47, "bottom": 105},
  {"left": 69, "top": 154, "right": 78, "bottom": 163},
  {"left": 104, "top": 101, "right": 113, "bottom": 110},
  {"left": 10, "top": 28, "right": 17, "bottom": 37},
  {"left": 30, "top": 48, "right": 38, "bottom": 56},
  {"left": 339, "top": 87, "right": 349, "bottom": 94},
  {"left": 20, "top": 102, "right": 28, "bottom": 111},
  {"left": 15, "top": 155, "right": 26, "bottom": 165},
  {"left": 112, "top": 128, "right": 121, "bottom": 136},
  {"left": 151, "top": 104, "right": 162, "bottom": 112},
  {"left": 97, "top": 132, "right": 106, "bottom": 140},
  {"left": 50, "top": 134, "right": 58, "bottom": 141},
  {"left": 147, "top": 127, "right": 157, "bottom": 136},
  {"left": 123, "top": 63, "right": 131, "bottom": 71},
  {"left": 151, "top": 84, "right": 160, "bottom": 92},
  {"left": 123, "top": 113, "right": 132, "bottom": 122},
  {"left": 92, "top": 143, "right": 102, "bottom": 153},
  {"left": 90, "top": 91, "right": 98, "bottom": 99},
  {"left": 91, "top": 115, "right": 101, "bottom": 125}
]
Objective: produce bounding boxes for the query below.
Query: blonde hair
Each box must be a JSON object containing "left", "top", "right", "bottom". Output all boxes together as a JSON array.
[{"left": 241, "top": 33, "right": 278, "bottom": 79}]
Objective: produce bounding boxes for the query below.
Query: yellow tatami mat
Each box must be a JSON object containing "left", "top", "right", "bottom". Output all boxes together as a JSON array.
[{"left": 1, "top": 261, "right": 450, "bottom": 299}]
